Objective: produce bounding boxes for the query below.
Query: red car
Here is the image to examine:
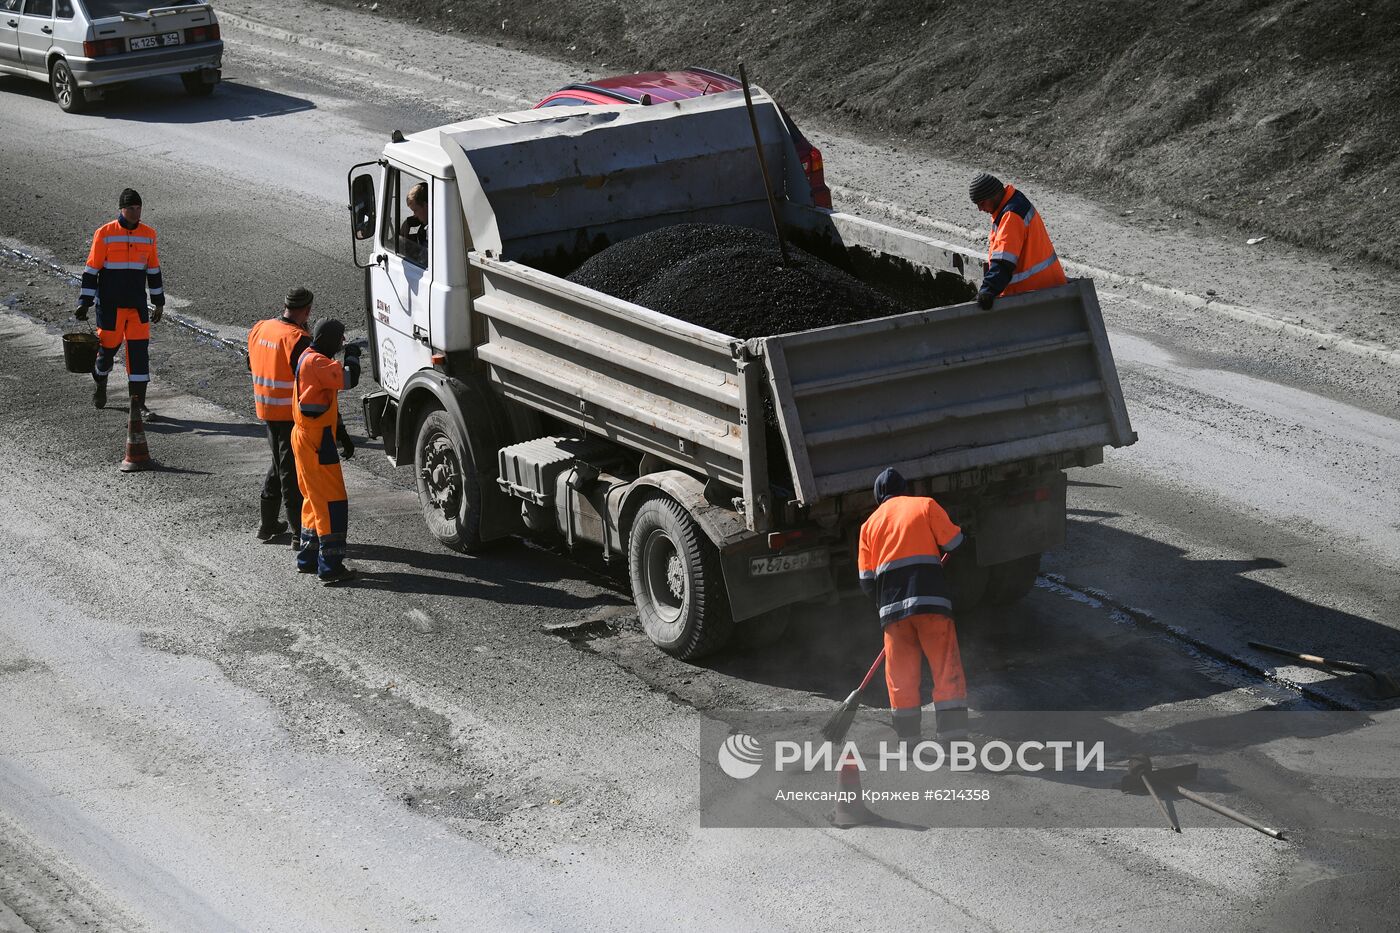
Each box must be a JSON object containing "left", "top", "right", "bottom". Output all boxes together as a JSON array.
[{"left": 535, "top": 67, "right": 832, "bottom": 209}]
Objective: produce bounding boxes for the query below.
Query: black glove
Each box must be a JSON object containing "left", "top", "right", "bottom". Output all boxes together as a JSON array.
[
  {"left": 339, "top": 432, "right": 355, "bottom": 459},
  {"left": 977, "top": 290, "right": 995, "bottom": 311},
  {"left": 75, "top": 303, "right": 89, "bottom": 321},
  {"left": 344, "top": 340, "right": 364, "bottom": 359},
  {"left": 150, "top": 305, "right": 163, "bottom": 323}
]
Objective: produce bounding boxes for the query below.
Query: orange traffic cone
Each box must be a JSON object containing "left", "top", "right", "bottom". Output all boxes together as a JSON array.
[
  {"left": 119, "top": 395, "right": 156, "bottom": 473},
  {"left": 827, "top": 760, "right": 877, "bottom": 829}
]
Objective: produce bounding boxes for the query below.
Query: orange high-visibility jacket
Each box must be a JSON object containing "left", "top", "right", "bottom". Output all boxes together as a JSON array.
[
  {"left": 982, "top": 185, "right": 1066, "bottom": 298},
  {"left": 858, "top": 496, "right": 964, "bottom": 625},
  {"left": 80, "top": 218, "right": 163, "bottom": 314},
  {"left": 293, "top": 349, "right": 348, "bottom": 435},
  {"left": 248, "top": 317, "right": 310, "bottom": 422}
]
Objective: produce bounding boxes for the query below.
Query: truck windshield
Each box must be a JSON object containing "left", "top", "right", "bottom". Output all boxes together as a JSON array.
[{"left": 81, "top": 0, "right": 198, "bottom": 17}]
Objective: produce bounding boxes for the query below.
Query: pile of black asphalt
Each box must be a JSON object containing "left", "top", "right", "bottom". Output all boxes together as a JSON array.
[{"left": 565, "top": 223, "right": 908, "bottom": 339}]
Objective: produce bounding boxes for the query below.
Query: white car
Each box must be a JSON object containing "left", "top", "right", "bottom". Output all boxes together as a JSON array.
[{"left": 0, "top": 0, "right": 222, "bottom": 112}]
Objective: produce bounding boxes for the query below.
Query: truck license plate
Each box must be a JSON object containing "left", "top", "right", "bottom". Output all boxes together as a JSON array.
[
  {"left": 129, "top": 32, "right": 182, "bottom": 51},
  {"left": 749, "top": 549, "right": 829, "bottom": 577}
]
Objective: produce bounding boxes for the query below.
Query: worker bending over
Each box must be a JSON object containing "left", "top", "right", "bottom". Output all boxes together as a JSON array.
[
  {"left": 969, "top": 172, "right": 1066, "bottom": 310},
  {"left": 293, "top": 319, "right": 362, "bottom": 584},
  {"left": 77, "top": 188, "right": 164, "bottom": 417},
  {"left": 858, "top": 467, "right": 969, "bottom": 742}
]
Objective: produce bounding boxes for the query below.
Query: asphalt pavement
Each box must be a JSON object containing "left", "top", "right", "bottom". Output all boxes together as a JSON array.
[{"left": 0, "top": 1, "right": 1397, "bottom": 930}]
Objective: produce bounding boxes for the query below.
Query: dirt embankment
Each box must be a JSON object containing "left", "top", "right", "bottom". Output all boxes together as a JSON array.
[{"left": 331, "top": 0, "right": 1399, "bottom": 268}]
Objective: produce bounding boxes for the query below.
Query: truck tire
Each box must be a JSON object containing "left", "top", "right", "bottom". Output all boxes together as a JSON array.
[
  {"left": 946, "top": 538, "right": 989, "bottom": 613},
  {"left": 628, "top": 497, "right": 734, "bottom": 660},
  {"left": 50, "top": 60, "right": 84, "bottom": 113},
  {"left": 414, "top": 409, "right": 482, "bottom": 552},
  {"left": 982, "top": 553, "right": 1042, "bottom": 606}
]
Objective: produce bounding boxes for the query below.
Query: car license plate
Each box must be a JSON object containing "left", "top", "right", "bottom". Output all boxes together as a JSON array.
[
  {"left": 129, "top": 32, "right": 182, "bottom": 51},
  {"left": 749, "top": 549, "right": 829, "bottom": 577}
]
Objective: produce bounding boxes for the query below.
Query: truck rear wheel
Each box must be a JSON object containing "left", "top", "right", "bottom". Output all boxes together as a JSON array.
[
  {"left": 628, "top": 497, "right": 734, "bottom": 660},
  {"left": 414, "top": 409, "right": 483, "bottom": 552},
  {"left": 982, "top": 553, "right": 1042, "bottom": 606}
]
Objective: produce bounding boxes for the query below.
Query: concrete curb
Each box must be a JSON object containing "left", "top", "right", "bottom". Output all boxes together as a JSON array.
[{"left": 829, "top": 184, "right": 1400, "bottom": 369}]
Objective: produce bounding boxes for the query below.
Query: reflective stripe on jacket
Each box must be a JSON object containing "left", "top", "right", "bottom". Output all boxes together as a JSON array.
[
  {"left": 981, "top": 186, "right": 1066, "bottom": 298},
  {"left": 80, "top": 218, "right": 164, "bottom": 313},
  {"left": 248, "top": 317, "right": 310, "bottom": 422},
  {"left": 858, "top": 495, "right": 964, "bottom": 626}
]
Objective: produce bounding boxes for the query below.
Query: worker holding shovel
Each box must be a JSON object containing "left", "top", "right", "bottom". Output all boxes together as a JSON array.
[{"left": 857, "top": 467, "right": 969, "bottom": 745}]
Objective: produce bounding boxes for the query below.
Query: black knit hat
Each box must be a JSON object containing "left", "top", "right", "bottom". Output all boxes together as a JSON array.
[
  {"left": 285, "top": 286, "right": 314, "bottom": 310},
  {"left": 311, "top": 318, "right": 346, "bottom": 356},
  {"left": 968, "top": 173, "right": 1004, "bottom": 204},
  {"left": 118, "top": 188, "right": 142, "bottom": 208}
]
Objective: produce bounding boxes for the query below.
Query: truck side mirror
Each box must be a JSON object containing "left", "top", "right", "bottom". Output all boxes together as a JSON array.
[{"left": 351, "top": 173, "right": 377, "bottom": 240}]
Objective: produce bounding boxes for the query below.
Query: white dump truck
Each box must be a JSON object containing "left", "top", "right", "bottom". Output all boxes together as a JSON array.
[{"left": 346, "top": 90, "right": 1136, "bottom": 659}]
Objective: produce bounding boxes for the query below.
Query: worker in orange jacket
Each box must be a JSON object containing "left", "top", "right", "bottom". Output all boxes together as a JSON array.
[
  {"left": 858, "top": 467, "right": 969, "bottom": 742},
  {"left": 293, "top": 319, "right": 361, "bottom": 584},
  {"left": 969, "top": 173, "right": 1067, "bottom": 310},
  {"left": 76, "top": 188, "right": 164, "bottom": 416},
  {"left": 249, "top": 287, "right": 316, "bottom": 542}
]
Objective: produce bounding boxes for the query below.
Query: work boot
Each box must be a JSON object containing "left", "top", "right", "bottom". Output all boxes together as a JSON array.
[
  {"left": 890, "top": 708, "right": 923, "bottom": 756},
  {"left": 92, "top": 375, "right": 107, "bottom": 409},
  {"left": 130, "top": 383, "right": 153, "bottom": 422},
  {"left": 256, "top": 498, "right": 287, "bottom": 541},
  {"left": 319, "top": 565, "right": 360, "bottom": 586},
  {"left": 934, "top": 707, "right": 970, "bottom": 741},
  {"left": 289, "top": 527, "right": 302, "bottom": 549}
]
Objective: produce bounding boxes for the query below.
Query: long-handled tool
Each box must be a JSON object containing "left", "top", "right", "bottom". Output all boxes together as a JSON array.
[
  {"left": 821, "top": 649, "right": 886, "bottom": 743},
  {"left": 1249, "top": 641, "right": 1400, "bottom": 700},
  {"left": 1120, "top": 755, "right": 1285, "bottom": 840}
]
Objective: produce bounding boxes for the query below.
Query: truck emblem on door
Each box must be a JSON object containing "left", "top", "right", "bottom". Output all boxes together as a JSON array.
[{"left": 380, "top": 337, "right": 398, "bottom": 392}]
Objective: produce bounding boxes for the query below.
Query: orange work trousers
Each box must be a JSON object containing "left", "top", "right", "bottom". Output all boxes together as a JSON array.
[
  {"left": 883, "top": 612, "right": 967, "bottom": 712},
  {"left": 292, "top": 421, "right": 348, "bottom": 576},
  {"left": 95, "top": 306, "right": 151, "bottom": 384}
]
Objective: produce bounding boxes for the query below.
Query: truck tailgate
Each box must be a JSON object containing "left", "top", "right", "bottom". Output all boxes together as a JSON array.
[{"left": 758, "top": 279, "right": 1136, "bottom": 504}]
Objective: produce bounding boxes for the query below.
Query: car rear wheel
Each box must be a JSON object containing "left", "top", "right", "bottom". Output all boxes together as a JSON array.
[
  {"left": 181, "top": 71, "right": 215, "bottom": 97},
  {"left": 50, "top": 60, "right": 84, "bottom": 113}
]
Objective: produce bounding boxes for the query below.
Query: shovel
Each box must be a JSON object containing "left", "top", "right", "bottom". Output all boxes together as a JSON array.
[{"left": 1249, "top": 641, "right": 1400, "bottom": 700}]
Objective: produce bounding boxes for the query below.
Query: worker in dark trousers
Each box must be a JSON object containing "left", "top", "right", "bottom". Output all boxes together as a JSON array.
[
  {"left": 293, "top": 319, "right": 361, "bottom": 584},
  {"left": 858, "top": 467, "right": 969, "bottom": 742},
  {"left": 76, "top": 188, "right": 164, "bottom": 417},
  {"left": 247, "top": 287, "right": 319, "bottom": 543},
  {"left": 969, "top": 173, "right": 1067, "bottom": 310}
]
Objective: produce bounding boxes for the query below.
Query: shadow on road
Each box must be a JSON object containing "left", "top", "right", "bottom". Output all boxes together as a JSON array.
[
  {"left": 693, "top": 513, "right": 1400, "bottom": 716},
  {"left": 348, "top": 541, "right": 631, "bottom": 614},
  {"left": 0, "top": 75, "right": 314, "bottom": 123}
]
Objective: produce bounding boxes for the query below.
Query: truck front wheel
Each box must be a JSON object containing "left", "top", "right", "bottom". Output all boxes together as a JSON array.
[
  {"left": 982, "top": 553, "right": 1042, "bottom": 606},
  {"left": 628, "top": 497, "right": 734, "bottom": 660},
  {"left": 414, "top": 409, "right": 482, "bottom": 552}
]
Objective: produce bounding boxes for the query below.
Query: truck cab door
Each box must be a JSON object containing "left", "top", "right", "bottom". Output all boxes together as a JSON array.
[{"left": 367, "top": 166, "right": 435, "bottom": 397}]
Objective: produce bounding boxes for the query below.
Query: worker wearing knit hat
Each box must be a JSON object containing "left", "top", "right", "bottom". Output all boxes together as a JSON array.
[{"left": 969, "top": 172, "right": 1066, "bottom": 310}]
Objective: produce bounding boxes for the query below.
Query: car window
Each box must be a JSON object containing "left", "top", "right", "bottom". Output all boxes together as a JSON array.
[
  {"left": 81, "top": 0, "right": 196, "bottom": 16},
  {"left": 539, "top": 96, "right": 596, "bottom": 107},
  {"left": 1, "top": 0, "right": 20, "bottom": 12},
  {"left": 56, "top": 0, "right": 72, "bottom": 17},
  {"left": 22, "top": 0, "right": 53, "bottom": 16}
]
